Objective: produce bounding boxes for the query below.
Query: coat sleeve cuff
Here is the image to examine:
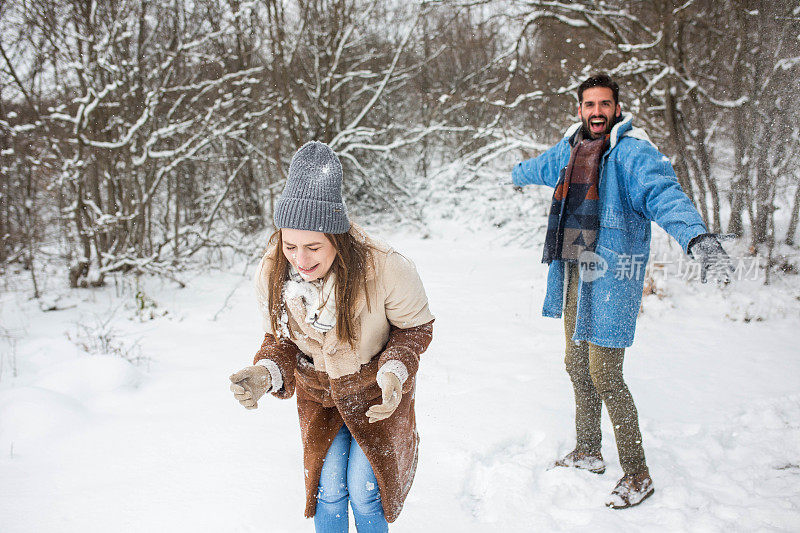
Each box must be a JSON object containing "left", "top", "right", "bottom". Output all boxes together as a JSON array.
[
  {"left": 253, "top": 333, "right": 299, "bottom": 399},
  {"left": 511, "top": 163, "right": 527, "bottom": 186},
  {"left": 377, "top": 360, "right": 409, "bottom": 387},
  {"left": 255, "top": 358, "right": 284, "bottom": 393},
  {"left": 377, "top": 320, "right": 434, "bottom": 384},
  {"left": 680, "top": 225, "right": 709, "bottom": 254}
]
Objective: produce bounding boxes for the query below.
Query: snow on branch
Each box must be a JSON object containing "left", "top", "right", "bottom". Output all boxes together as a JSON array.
[{"left": 330, "top": 6, "right": 422, "bottom": 148}]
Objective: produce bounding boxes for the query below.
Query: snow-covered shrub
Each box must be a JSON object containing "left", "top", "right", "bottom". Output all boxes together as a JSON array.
[{"left": 65, "top": 315, "right": 147, "bottom": 367}]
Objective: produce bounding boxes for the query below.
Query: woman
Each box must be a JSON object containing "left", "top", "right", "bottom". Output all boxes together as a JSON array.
[{"left": 229, "top": 141, "right": 434, "bottom": 532}]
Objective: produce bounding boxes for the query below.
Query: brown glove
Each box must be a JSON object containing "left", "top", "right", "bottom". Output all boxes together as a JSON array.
[
  {"left": 229, "top": 366, "right": 271, "bottom": 410},
  {"left": 365, "top": 372, "right": 402, "bottom": 423}
]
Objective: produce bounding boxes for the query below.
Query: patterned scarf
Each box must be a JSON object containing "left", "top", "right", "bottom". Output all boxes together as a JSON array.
[
  {"left": 284, "top": 265, "right": 337, "bottom": 333},
  {"left": 542, "top": 131, "right": 608, "bottom": 264}
]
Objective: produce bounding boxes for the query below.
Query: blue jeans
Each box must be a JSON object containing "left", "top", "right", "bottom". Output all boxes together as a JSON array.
[{"left": 314, "top": 424, "right": 389, "bottom": 533}]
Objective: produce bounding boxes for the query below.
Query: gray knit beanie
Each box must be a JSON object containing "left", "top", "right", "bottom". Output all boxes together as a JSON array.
[{"left": 273, "top": 141, "right": 350, "bottom": 234}]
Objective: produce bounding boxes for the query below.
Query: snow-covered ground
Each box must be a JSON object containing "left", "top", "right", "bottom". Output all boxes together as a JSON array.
[{"left": 1, "top": 223, "right": 799, "bottom": 532}]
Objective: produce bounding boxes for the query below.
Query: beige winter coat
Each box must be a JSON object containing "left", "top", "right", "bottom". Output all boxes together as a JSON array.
[{"left": 252, "top": 225, "right": 435, "bottom": 522}]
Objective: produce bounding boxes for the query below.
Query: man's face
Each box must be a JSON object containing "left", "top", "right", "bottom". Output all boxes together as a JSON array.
[{"left": 578, "top": 87, "right": 621, "bottom": 139}]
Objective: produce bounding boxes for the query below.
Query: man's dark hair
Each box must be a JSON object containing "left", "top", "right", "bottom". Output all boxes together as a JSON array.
[{"left": 577, "top": 74, "right": 619, "bottom": 104}]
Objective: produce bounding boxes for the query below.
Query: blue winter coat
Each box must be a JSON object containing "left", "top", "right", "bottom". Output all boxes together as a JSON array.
[{"left": 512, "top": 114, "right": 707, "bottom": 348}]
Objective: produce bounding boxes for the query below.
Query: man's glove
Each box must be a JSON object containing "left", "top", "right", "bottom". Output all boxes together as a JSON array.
[
  {"left": 688, "top": 233, "right": 735, "bottom": 283},
  {"left": 365, "top": 372, "right": 402, "bottom": 423},
  {"left": 229, "top": 366, "right": 271, "bottom": 410}
]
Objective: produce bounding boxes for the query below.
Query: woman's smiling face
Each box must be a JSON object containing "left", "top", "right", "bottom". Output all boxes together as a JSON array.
[{"left": 281, "top": 228, "right": 337, "bottom": 281}]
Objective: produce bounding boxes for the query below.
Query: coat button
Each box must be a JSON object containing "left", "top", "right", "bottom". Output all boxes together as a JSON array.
[{"left": 327, "top": 347, "right": 336, "bottom": 355}]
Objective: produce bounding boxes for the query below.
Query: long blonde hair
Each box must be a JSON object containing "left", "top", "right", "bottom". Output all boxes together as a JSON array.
[{"left": 255, "top": 227, "right": 374, "bottom": 347}]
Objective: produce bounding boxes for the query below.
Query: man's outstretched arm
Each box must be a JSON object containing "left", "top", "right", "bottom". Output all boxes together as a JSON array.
[
  {"left": 625, "top": 142, "right": 708, "bottom": 252},
  {"left": 512, "top": 141, "right": 568, "bottom": 188}
]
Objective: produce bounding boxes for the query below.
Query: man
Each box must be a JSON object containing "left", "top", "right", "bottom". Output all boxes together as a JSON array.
[{"left": 511, "top": 73, "right": 732, "bottom": 509}]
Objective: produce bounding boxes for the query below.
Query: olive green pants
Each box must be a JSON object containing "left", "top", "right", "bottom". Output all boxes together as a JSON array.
[{"left": 563, "top": 264, "right": 647, "bottom": 475}]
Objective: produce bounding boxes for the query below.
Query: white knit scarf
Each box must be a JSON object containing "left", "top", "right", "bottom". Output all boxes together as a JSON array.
[{"left": 284, "top": 265, "right": 337, "bottom": 333}]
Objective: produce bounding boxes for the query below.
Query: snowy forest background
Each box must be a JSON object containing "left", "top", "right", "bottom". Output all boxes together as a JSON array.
[
  {"left": 2, "top": 1, "right": 800, "bottom": 532},
  {"left": 2, "top": 0, "right": 800, "bottom": 290}
]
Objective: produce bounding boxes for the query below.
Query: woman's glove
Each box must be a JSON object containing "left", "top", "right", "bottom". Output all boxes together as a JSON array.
[
  {"left": 229, "top": 366, "right": 271, "bottom": 410},
  {"left": 365, "top": 372, "right": 402, "bottom": 423}
]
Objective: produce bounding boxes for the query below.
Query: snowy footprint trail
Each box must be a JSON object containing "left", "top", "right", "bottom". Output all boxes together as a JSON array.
[
  {"left": 457, "top": 396, "right": 800, "bottom": 531},
  {"left": 1, "top": 228, "right": 799, "bottom": 532}
]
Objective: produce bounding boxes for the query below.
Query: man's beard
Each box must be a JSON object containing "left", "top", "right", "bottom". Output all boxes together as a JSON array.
[{"left": 581, "top": 114, "right": 617, "bottom": 139}]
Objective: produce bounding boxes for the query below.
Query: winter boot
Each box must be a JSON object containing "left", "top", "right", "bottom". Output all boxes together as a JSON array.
[
  {"left": 553, "top": 449, "right": 606, "bottom": 474},
  {"left": 605, "top": 471, "right": 654, "bottom": 509}
]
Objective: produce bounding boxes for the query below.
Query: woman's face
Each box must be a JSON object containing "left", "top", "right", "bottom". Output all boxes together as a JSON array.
[{"left": 281, "top": 228, "right": 337, "bottom": 281}]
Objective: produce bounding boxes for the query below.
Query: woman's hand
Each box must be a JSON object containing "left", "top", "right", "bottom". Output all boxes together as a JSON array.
[
  {"left": 229, "top": 366, "right": 271, "bottom": 409},
  {"left": 366, "top": 372, "right": 402, "bottom": 423}
]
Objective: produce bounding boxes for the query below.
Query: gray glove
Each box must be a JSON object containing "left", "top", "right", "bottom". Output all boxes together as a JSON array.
[
  {"left": 365, "top": 373, "right": 402, "bottom": 423},
  {"left": 229, "top": 365, "right": 271, "bottom": 410},
  {"left": 688, "top": 233, "right": 735, "bottom": 283}
]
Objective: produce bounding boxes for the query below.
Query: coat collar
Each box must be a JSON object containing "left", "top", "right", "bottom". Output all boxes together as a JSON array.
[
  {"left": 349, "top": 222, "right": 379, "bottom": 283},
  {"left": 563, "top": 113, "right": 657, "bottom": 151},
  {"left": 347, "top": 222, "right": 380, "bottom": 321}
]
